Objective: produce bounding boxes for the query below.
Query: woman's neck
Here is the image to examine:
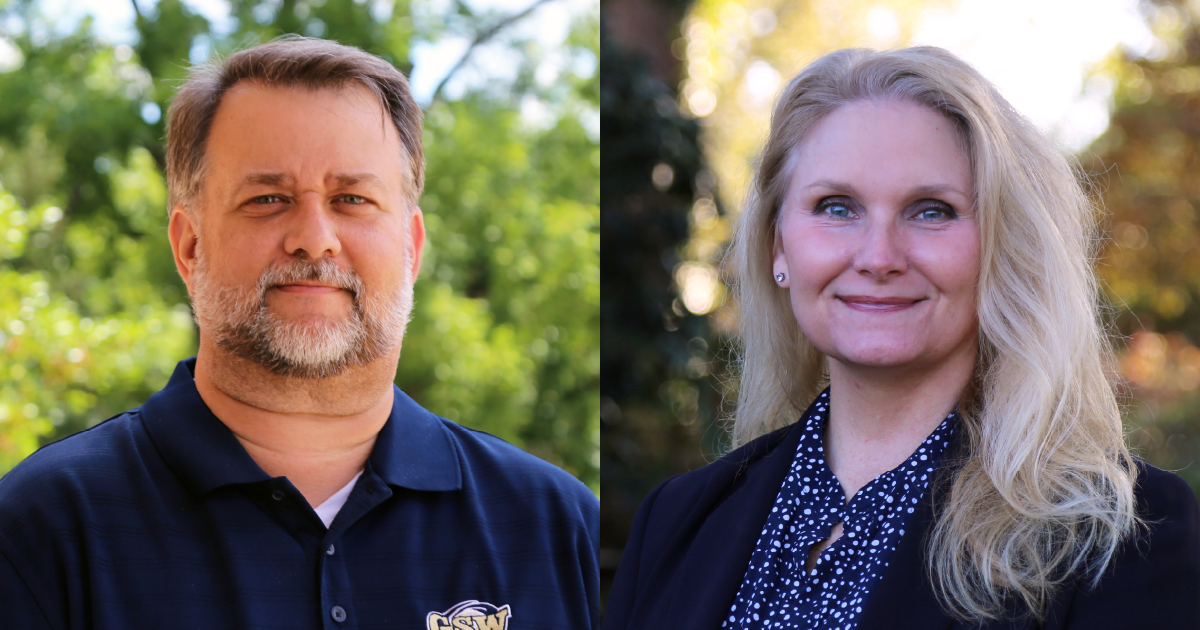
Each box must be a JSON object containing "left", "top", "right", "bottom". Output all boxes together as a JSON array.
[{"left": 823, "top": 346, "right": 975, "bottom": 501}]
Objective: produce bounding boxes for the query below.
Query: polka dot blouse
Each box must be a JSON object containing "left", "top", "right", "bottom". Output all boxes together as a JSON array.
[{"left": 722, "top": 389, "right": 956, "bottom": 630}]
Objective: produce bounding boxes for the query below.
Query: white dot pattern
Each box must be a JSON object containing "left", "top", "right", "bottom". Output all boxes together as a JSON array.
[{"left": 722, "top": 389, "right": 956, "bottom": 630}]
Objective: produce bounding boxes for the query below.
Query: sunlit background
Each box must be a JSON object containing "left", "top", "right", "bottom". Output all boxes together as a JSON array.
[
  {"left": 678, "top": 0, "right": 1200, "bottom": 436},
  {"left": 602, "top": 0, "right": 1200, "bottom": 604},
  {"left": 677, "top": 0, "right": 1163, "bottom": 320}
]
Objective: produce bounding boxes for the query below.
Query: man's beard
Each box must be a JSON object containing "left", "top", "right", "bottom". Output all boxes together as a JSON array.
[{"left": 189, "top": 244, "right": 413, "bottom": 379}]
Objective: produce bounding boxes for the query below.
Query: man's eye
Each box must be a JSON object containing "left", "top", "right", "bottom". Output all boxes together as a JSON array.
[
  {"left": 341, "top": 195, "right": 367, "bottom": 205},
  {"left": 251, "top": 195, "right": 284, "bottom": 204}
]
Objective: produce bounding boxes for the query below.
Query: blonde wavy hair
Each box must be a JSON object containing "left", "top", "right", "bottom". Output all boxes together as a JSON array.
[{"left": 727, "top": 47, "right": 1138, "bottom": 621}]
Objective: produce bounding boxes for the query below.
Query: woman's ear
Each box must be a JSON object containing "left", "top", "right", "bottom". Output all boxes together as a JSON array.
[{"left": 772, "top": 227, "right": 790, "bottom": 288}]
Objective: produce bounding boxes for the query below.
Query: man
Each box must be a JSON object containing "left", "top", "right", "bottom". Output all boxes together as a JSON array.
[{"left": 0, "top": 37, "right": 598, "bottom": 630}]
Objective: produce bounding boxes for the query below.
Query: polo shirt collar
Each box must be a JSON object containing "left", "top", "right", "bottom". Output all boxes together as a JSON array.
[
  {"left": 140, "top": 358, "right": 462, "bottom": 497},
  {"left": 369, "top": 386, "right": 462, "bottom": 492}
]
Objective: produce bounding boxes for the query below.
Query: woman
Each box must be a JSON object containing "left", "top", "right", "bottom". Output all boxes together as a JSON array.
[{"left": 604, "top": 47, "right": 1200, "bottom": 629}]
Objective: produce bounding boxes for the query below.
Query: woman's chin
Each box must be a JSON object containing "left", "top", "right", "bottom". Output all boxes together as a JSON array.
[{"left": 826, "top": 347, "right": 932, "bottom": 372}]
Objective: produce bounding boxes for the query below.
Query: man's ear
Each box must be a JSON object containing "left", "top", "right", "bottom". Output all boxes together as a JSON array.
[
  {"left": 407, "top": 206, "right": 426, "bottom": 280},
  {"left": 168, "top": 206, "right": 199, "bottom": 292}
]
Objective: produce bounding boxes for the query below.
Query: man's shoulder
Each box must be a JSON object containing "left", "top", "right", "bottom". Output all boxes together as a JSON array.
[
  {"left": 0, "top": 410, "right": 146, "bottom": 499},
  {"left": 433, "top": 416, "right": 597, "bottom": 508},
  {"left": 0, "top": 410, "right": 156, "bottom": 547}
]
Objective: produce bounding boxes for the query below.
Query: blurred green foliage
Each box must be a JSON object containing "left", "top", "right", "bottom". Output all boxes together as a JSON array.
[{"left": 0, "top": 0, "right": 599, "bottom": 492}]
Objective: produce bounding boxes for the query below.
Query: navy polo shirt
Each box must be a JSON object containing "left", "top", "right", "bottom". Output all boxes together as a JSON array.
[{"left": 0, "top": 358, "right": 599, "bottom": 630}]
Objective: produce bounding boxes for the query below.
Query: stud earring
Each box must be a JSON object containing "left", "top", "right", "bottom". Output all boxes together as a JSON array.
[{"left": 775, "top": 272, "right": 786, "bottom": 283}]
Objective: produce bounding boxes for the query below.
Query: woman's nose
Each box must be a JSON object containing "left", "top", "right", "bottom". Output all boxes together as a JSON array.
[{"left": 852, "top": 217, "right": 907, "bottom": 281}]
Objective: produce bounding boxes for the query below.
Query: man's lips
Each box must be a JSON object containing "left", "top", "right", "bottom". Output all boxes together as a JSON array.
[
  {"left": 836, "top": 295, "right": 926, "bottom": 312},
  {"left": 273, "top": 283, "right": 344, "bottom": 294}
]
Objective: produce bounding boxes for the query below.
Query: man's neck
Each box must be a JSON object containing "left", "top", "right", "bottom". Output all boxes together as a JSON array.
[{"left": 192, "top": 339, "right": 399, "bottom": 507}]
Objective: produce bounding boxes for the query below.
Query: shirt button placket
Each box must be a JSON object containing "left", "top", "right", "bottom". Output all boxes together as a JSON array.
[{"left": 322, "top": 536, "right": 354, "bottom": 628}]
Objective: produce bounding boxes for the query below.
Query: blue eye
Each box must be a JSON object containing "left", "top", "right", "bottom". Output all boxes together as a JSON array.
[
  {"left": 913, "top": 202, "right": 956, "bottom": 221},
  {"left": 816, "top": 198, "right": 855, "bottom": 218}
]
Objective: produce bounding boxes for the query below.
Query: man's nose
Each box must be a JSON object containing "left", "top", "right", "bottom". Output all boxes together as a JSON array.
[
  {"left": 852, "top": 215, "right": 907, "bottom": 280},
  {"left": 284, "top": 193, "right": 341, "bottom": 260}
]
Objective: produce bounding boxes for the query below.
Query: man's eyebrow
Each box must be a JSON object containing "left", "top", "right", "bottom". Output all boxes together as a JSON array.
[
  {"left": 235, "top": 172, "right": 385, "bottom": 189},
  {"left": 241, "top": 173, "right": 292, "bottom": 187},
  {"left": 332, "top": 173, "right": 384, "bottom": 187}
]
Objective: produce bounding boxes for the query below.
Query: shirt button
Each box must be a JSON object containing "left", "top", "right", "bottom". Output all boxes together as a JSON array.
[
  {"left": 331, "top": 606, "right": 347, "bottom": 623},
  {"left": 271, "top": 490, "right": 286, "bottom": 501},
  {"left": 326, "top": 544, "right": 336, "bottom": 556}
]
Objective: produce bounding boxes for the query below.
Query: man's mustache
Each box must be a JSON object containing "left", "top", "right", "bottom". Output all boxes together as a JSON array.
[{"left": 255, "top": 258, "right": 365, "bottom": 299}]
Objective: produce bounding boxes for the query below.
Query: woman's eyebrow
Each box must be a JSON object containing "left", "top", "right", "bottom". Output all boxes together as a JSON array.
[
  {"left": 803, "top": 179, "right": 859, "bottom": 195},
  {"left": 908, "top": 184, "right": 970, "bottom": 198},
  {"left": 803, "top": 179, "right": 969, "bottom": 199}
]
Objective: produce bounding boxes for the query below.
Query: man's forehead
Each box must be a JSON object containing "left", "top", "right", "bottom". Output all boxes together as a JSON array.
[
  {"left": 221, "top": 79, "right": 386, "bottom": 116},
  {"left": 202, "top": 82, "right": 407, "bottom": 199},
  {"left": 208, "top": 81, "right": 398, "bottom": 150}
]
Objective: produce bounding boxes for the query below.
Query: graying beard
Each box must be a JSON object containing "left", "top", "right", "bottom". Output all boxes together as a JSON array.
[
  {"left": 194, "top": 257, "right": 406, "bottom": 380},
  {"left": 215, "top": 302, "right": 386, "bottom": 379}
]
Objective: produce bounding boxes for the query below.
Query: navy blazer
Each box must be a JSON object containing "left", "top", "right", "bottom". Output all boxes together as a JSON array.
[{"left": 604, "top": 419, "right": 1200, "bottom": 629}]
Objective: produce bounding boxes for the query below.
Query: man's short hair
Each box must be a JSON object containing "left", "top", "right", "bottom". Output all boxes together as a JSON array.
[{"left": 165, "top": 36, "right": 424, "bottom": 212}]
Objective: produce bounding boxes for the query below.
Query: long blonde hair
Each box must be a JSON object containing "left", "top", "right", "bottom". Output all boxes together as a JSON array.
[{"left": 728, "top": 47, "right": 1137, "bottom": 621}]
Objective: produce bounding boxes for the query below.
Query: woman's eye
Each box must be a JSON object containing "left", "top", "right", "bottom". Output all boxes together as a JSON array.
[
  {"left": 914, "top": 203, "right": 955, "bottom": 221},
  {"left": 816, "top": 198, "right": 854, "bottom": 218}
]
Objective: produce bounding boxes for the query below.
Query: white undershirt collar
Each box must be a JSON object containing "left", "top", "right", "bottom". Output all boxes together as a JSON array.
[{"left": 313, "top": 470, "right": 363, "bottom": 528}]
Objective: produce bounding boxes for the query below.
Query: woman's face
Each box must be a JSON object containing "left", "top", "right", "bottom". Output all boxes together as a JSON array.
[{"left": 773, "top": 99, "right": 980, "bottom": 373}]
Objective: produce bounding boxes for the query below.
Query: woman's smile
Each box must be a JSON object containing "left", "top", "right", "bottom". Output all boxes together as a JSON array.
[{"left": 835, "top": 295, "right": 927, "bottom": 313}]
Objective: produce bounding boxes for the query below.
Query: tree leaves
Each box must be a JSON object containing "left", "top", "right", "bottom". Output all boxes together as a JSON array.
[{"left": 0, "top": 0, "right": 599, "bottom": 492}]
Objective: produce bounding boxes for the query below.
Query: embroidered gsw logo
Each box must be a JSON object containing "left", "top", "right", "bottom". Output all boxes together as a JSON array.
[{"left": 425, "top": 600, "right": 512, "bottom": 630}]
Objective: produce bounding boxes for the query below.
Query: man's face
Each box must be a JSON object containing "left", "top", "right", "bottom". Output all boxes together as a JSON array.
[{"left": 172, "top": 82, "right": 424, "bottom": 379}]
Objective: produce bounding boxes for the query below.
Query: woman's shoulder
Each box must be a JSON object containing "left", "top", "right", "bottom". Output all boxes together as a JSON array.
[
  {"left": 603, "top": 422, "right": 807, "bottom": 630},
  {"left": 1132, "top": 458, "right": 1199, "bottom": 523},
  {"left": 650, "top": 421, "right": 801, "bottom": 510},
  {"left": 1046, "top": 460, "right": 1200, "bottom": 629},
  {"left": 1122, "top": 458, "right": 1200, "bottom": 579}
]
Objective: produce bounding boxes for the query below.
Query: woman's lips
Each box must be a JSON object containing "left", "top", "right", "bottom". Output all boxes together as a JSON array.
[{"left": 836, "top": 295, "right": 926, "bottom": 312}]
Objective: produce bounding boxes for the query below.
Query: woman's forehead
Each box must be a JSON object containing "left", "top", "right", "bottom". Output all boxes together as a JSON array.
[{"left": 786, "top": 100, "right": 973, "bottom": 199}]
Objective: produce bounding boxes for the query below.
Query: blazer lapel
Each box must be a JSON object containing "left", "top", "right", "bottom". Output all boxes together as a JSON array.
[
  {"left": 856, "top": 477, "right": 957, "bottom": 630},
  {"left": 650, "top": 422, "right": 805, "bottom": 629}
]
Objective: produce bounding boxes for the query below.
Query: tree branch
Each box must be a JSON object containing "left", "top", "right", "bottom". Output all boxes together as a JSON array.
[{"left": 430, "top": 0, "right": 556, "bottom": 104}]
